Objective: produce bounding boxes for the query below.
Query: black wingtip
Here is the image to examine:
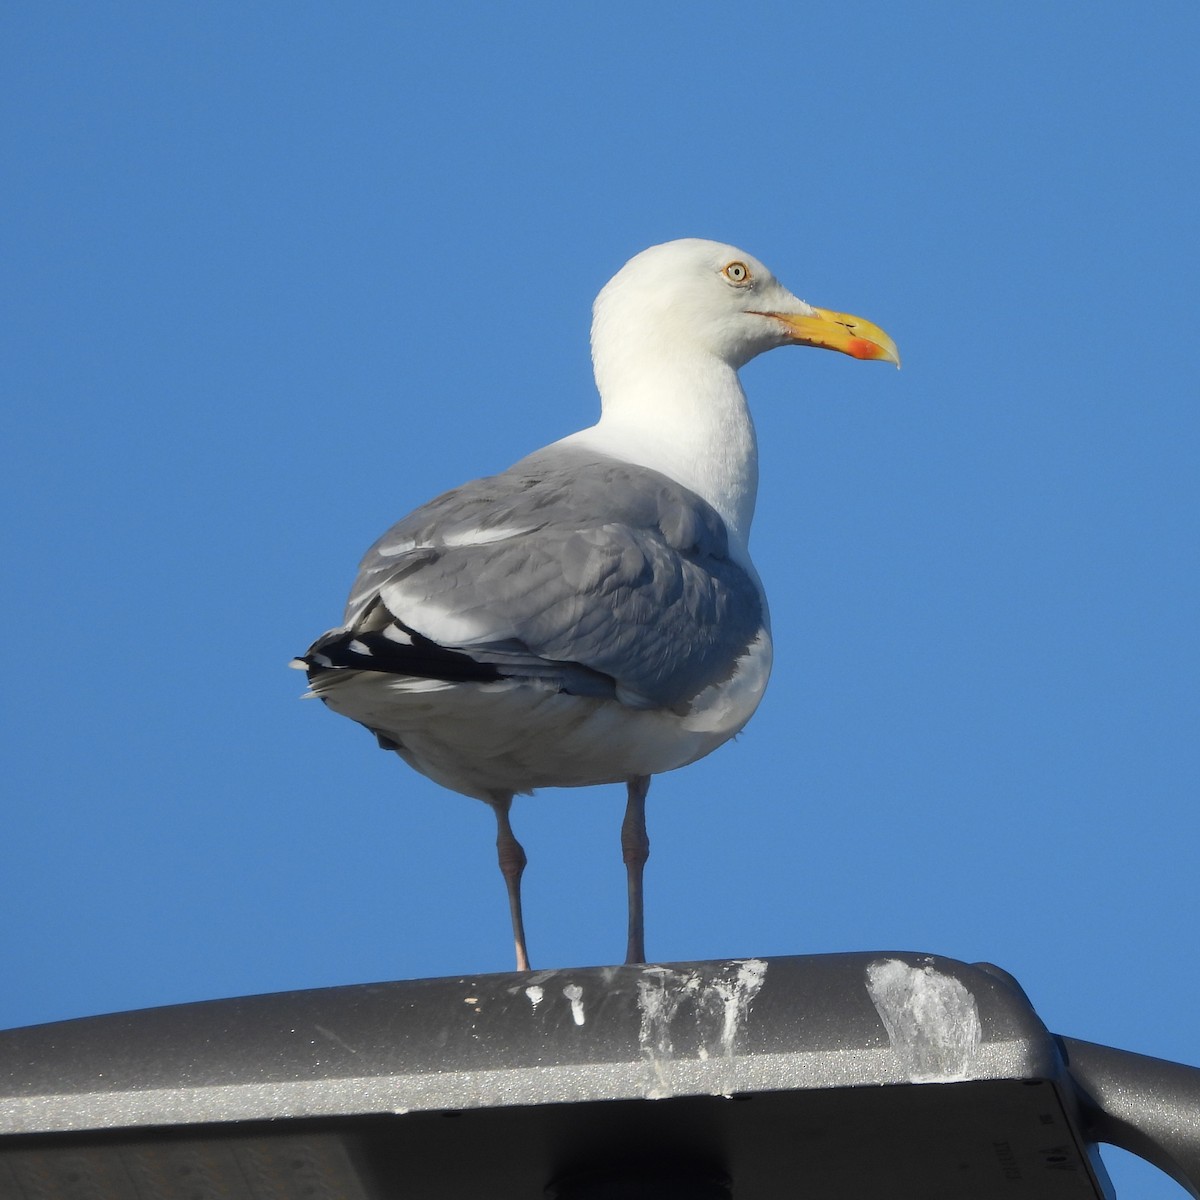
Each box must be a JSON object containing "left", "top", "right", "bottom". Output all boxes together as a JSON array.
[{"left": 302, "top": 628, "right": 503, "bottom": 684}]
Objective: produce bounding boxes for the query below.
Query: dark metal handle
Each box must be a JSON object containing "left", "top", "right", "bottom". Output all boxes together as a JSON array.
[{"left": 1060, "top": 1036, "right": 1200, "bottom": 1199}]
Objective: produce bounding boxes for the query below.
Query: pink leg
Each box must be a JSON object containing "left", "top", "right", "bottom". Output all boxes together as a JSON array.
[
  {"left": 488, "top": 793, "right": 531, "bottom": 971},
  {"left": 621, "top": 776, "right": 651, "bottom": 964}
]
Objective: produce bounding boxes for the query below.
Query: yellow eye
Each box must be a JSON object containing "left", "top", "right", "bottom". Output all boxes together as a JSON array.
[{"left": 723, "top": 261, "right": 751, "bottom": 284}]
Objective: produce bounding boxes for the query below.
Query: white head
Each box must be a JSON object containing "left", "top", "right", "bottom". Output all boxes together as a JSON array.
[
  {"left": 591, "top": 238, "right": 898, "bottom": 396},
  {"left": 572, "top": 238, "right": 897, "bottom": 547}
]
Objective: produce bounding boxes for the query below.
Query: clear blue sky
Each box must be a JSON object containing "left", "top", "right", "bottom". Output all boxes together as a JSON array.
[{"left": 4, "top": 4, "right": 1197, "bottom": 1193}]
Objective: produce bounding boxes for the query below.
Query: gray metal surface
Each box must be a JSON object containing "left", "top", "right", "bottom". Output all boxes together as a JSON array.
[
  {"left": 1, "top": 951, "right": 1183, "bottom": 1198},
  {"left": 1062, "top": 1037, "right": 1200, "bottom": 1199},
  {"left": 0, "top": 953, "right": 1053, "bottom": 1134}
]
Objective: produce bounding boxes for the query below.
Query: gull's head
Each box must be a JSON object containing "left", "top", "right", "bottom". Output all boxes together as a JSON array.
[{"left": 591, "top": 238, "right": 899, "bottom": 382}]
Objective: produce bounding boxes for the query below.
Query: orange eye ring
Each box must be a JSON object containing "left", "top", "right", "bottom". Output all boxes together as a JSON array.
[{"left": 722, "top": 261, "right": 751, "bottom": 285}]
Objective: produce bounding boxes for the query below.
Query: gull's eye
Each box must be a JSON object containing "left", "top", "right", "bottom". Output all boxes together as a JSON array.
[{"left": 722, "top": 261, "right": 751, "bottom": 285}]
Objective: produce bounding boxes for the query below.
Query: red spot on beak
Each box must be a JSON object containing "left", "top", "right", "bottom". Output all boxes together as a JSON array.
[{"left": 846, "top": 337, "right": 882, "bottom": 360}]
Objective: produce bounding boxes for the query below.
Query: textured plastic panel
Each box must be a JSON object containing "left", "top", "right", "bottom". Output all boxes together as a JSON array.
[{"left": 0, "top": 1082, "right": 1104, "bottom": 1200}]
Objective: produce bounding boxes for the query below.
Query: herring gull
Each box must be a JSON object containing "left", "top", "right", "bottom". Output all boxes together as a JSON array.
[{"left": 294, "top": 238, "right": 898, "bottom": 970}]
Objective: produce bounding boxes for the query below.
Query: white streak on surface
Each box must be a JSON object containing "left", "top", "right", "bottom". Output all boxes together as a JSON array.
[
  {"left": 636, "top": 968, "right": 702, "bottom": 1097},
  {"left": 563, "top": 984, "right": 585, "bottom": 1026},
  {"left": 313, "top": 1025, "right": 358, "bottom": 1055},
  {"left": 524, "top": 985, "right": 544, "bottom": 1011},
  {"left": 709, "top": 959, "right": 768, "bottom": 1058},
  {"left": 635, "top": 959, "right": 768, "bottom": 1099},
  {"left": 866, "top": 958, "right": 982, "bottom": 1082}
]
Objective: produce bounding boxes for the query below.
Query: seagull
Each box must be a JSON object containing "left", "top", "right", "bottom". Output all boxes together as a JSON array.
[{"left": 294, "top": 239, "right": 898, "bottom": 971}]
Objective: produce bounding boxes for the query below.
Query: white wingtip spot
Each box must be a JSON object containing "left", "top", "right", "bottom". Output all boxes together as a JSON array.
[
  {"left": 441, "top": 525, "right": 528, "bottom": 549},
  {"left": 376, "top": 538, "right": 418, "bottom": 558}
]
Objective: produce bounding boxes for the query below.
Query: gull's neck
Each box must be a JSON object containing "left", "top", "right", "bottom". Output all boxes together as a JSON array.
[{"left": 561, "top": 349, "right": 759, "bottom": 548}]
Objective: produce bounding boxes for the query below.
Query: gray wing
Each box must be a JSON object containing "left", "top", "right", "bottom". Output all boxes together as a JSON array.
[{"left": 324, "top": 447, "right": 763, "bottom": 710}]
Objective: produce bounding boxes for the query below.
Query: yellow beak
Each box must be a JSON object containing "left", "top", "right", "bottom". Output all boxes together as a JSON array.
[{"left": 760, "top": 306, "right": 900, "bottom": 366}]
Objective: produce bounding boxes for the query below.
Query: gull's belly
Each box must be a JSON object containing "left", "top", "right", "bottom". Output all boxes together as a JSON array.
[{"left": 309, "top": 633, "right": 771, "bottom": 801}]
